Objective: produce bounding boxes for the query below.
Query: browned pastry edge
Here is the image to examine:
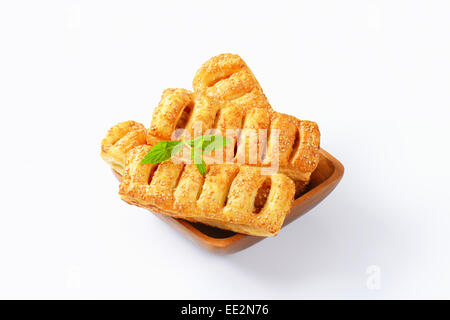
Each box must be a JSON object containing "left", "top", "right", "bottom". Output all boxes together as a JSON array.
[{"left": 100, "top": 120, "right": 147, "bottom": 175}]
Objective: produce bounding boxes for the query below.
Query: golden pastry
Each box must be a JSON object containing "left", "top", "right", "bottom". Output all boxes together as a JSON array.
[
  {"left": 100, "top": 53, "right": 322, "bottom": 236},
  {"left": 146, "top": 54, "right": 320, "bottom": 194},
  {"left": 193, "top": 53, "right": 267, "bottom": 103},
  {"left": 118, "top": 145, "right": 295, "bottom": 236},
  {"left": 100, "top": 120, "right": 147, "bottom": 175}
]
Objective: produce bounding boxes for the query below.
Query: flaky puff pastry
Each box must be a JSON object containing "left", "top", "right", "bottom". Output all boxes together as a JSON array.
[
  {"left": 147, "top": 87, "right": 320, "bottom": 194},
  {"left": 192, "top": 55, "right": 320, "bottom": 181},
  {"left": 119, "top": 145, "right": 295, "bottom": 237},
  {"left": 100, "top": 121, "right": 147, "bottom": 175},
  {"left": 193, "top": 53, "right": 267, "bottom": 103},
  {"left": 148, "top": 54, "right": 270, "bottom": 141}
]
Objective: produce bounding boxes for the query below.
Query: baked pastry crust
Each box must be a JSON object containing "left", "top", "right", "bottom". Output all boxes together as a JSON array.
[
  {"left": 100, "top": 121, "right": 147, "bottom": 174},
  {"left": 193, "top": 53, "right": 265, "bottom": 102},
  {"left": 100, "top": 54, "right": 321, "bottom": 236},
  {"left": 119, "top": 145, "right": 295, "bottom": 236},
  {"left": 147, "top": 87, "right": 320, "bottom": 186}
]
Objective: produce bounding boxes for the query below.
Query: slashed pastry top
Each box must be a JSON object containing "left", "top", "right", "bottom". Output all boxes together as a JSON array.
[
  {"left": 100, "top": 53, "right": 322, "bottom": 236},
  {"left": 147, "top": 57, "right": 320, "bottom": 184},
  {"left": 193, "top": 53, "right": 267, "bottom": 103},
  {"left": 119, "top": 145, "right": 295, "bottom": 237}
]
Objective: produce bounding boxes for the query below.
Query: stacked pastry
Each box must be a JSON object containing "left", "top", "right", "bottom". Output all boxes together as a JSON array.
[{"left": 101, "top": 54, "right": 320, "bottom": 237}]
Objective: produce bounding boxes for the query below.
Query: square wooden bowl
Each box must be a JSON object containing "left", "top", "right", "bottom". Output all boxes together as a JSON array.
[{"left": 114, "top": 148, "right": 344, "bottom": 254}]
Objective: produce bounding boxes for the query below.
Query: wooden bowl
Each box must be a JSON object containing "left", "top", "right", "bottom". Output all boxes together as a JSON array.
[{"left": 113, "top": 148, "right": 344, "bottom": 254}]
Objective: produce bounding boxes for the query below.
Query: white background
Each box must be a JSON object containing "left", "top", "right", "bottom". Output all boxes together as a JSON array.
[{"left": 0, "top": 0, "right": 449, "bottom": 299}]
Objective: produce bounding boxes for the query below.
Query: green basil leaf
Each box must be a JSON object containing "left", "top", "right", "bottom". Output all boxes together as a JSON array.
[
  {"left": 203, "top": 135, "right": 231, "bottom": 153},
  {"left": 188, "top": 136, "right": 203, "bottom": 148},
  {"left": 195, "top": 159, "right": 207, "bottom": 176},
  {"left": 140, "top": 140, "right": 182, "bottom": 164},
  {"left": 191, "top": 145, "right": 202, "bottom": 163},
  {"left": 167, "top": 141, "right": 183, "bottom": 156},
  {"left": 139, "top": 135, "right": 227, "bottom": 174},
  {"left": 190, "top": 145, "right": 207, "bottom": 175}
]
